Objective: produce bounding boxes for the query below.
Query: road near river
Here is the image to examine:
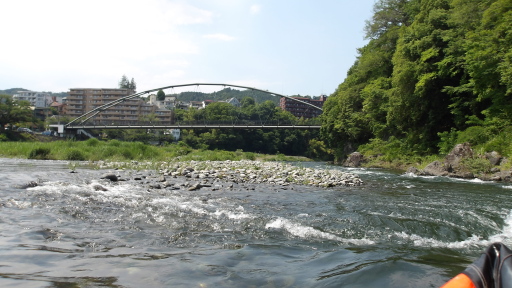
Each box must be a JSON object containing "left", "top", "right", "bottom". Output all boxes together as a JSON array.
[{"left": 1, "top": 158, "right": 512, "bottom": 287}]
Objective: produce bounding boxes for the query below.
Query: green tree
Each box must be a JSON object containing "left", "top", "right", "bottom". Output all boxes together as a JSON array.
[
  {"left": 387, "top": 0, "right": 453, "bottom": 147},
  {"left": 241, "top": 97, "right": 255, "bottom": 109},
  {"left": 119, "top": 75, "right": 136, "bottom": 91},
  {"left": 364, "top": 0, "right": 418, "bottom": 39},
  {"left": 157, "top": 89, "right": 166, "bottom": 101},
  {"left": 119, "top": 75, "right": 129, "bottom": 89},
  {"left": 465, "top": 0, "right": 512, "bottom": 121},
  {"left": 129, "top": 78, "right": 137, "bottom": 91},
  {"left": 0, "top": 95, "right": 33, "bottom": 132}
]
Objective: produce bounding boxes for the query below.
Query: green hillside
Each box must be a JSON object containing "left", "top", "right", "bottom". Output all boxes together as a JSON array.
[
  {"left": 172, "top": 87, "right": 281, "bottom": 105},
  {"left": 0, "top": 88, "right": 29, "bottom": 95},
  {"left": 322, "top": 0, "right": 512, "bottom": 162}
]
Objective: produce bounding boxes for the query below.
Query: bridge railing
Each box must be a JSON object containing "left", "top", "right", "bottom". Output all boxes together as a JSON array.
[{"left": 66, "top": 120, "right": 319, "bottom": 127}]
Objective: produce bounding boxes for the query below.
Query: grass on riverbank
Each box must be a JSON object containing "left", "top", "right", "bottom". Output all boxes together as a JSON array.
[{"left": 0, "top": 138, "right": 311, "bottom": 163}]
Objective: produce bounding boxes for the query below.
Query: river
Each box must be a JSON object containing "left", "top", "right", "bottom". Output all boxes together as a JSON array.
[{"left": 1, "top": 158, "right": 511, "bottom": 287}]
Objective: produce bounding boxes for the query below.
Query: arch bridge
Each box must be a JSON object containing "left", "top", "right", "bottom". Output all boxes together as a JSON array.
[{"left": 58, "top": 83, "right": 323, "bottom": 133}]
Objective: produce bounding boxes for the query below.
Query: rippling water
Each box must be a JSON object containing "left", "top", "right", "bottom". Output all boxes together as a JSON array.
[{"left": 1, "top": 158, "right": 512, "bottom": 287}]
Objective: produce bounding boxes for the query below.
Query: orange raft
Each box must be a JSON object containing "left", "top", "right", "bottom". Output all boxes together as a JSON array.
[{"left": 441, "top": 242, "right": 512, "bottom": 288}]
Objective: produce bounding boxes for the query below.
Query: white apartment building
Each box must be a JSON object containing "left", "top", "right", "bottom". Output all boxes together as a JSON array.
[{"left": 13, "top": 91, "right": 52, "bottom": 107}]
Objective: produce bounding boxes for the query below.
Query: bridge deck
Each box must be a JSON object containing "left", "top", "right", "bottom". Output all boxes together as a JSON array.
[{"left": 62, "top": 125, "right": 321, "bottom": 130}]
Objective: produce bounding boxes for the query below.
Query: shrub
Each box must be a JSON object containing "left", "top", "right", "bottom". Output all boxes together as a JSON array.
[
  {"left": 438, "top": 129, "right": 459, "bottom": 154},
  {"left": 100, "top": 147, "right": 117, "bottom": 158},
  {"left": 358, "top": 137, "right": 412, "bottom": 161},
  {"left": 108, "top": 139, "right": 121, "bottom": 147},
  {"left": 460, "top": 157, "right": 493, "bottom": 174},
  {"left": 457, "top": 126, "right": 491, "bottom": 146},
  {"left": 173, "top": 145, "right": 192, "bottom": 156},
  {"left": 120, "top": 148, "right": 134, "bottom": 160},
  {"left": 65, "top": 149, "right": 86, "bottom": 161},
  {"left": 245, "top": 152, "right": 256, "bottom": 160},
  {"left": 483, "top": 134, "right": 512, "bottom": 157},
  {"left": 28, "top": 147, "right": 51, "bottom": 160},
  {"left": 85, "top": 138, "right": 100, "bottom": 147}
]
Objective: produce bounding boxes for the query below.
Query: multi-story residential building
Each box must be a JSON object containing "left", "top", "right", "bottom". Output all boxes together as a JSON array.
[
  {"left": 63, "top": 88, "right": 172, "bottom": 125},
  {"left": 13, "top": 91, "right": 52, "bottom": 107},
  {"left": 279, "top": 95, "right": 327, "bottom": 119}
]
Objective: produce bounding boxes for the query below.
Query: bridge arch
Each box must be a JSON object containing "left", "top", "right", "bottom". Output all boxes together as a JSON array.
[{"left": 66, "top": 83, "right": 323, "bottom": 127}]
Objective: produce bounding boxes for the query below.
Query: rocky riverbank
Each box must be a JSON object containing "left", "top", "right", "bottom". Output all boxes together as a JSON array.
[
  {"left": 94, "top": 160, "right": 364, "bottom": 189},
  {"left": 344, "top": 142, "right": 512, "bottom": 182}
]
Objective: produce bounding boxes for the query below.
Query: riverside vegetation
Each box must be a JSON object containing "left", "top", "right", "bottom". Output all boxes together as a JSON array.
[
  {"left": 0, "top": 138, "right": 308, "bottom": 163},
  {"left": 320, "top": 0, "right": 512, "bottom": 179}
]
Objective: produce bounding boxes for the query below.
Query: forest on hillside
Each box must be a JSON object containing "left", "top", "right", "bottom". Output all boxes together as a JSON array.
[
  {"left": 173, "top": 88, "right": 281, "bottom": 105},
  {"left": 321, "top": 0, "right": 512, "bottom": 162},
  {"left": 173, "top": 87, "right": 322, "bottom": 105}
]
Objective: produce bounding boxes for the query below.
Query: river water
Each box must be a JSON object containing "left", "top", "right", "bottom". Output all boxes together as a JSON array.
[{"left": 1, "top": 158, "right": 512, "bottom": 287}]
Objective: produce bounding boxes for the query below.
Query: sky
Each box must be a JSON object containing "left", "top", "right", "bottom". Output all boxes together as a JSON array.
[{"left": 0, "top": 0, "right": 376, "bottom": 97}]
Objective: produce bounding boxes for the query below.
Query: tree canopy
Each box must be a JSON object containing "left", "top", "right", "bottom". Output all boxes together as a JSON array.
[
  {"left": 322, "top": 0, "right": 512, "bottom": 161},
  {"left": 0, "top": 95, "right": 33, "bottom": 132},
  {"left": 157, "top": 89, "right": 165, "bottom": 101},
  {"left": 119, "top": 75, "right": 137, "bottom": 91}
]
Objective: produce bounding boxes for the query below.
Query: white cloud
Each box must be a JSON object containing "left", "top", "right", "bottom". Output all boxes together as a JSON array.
[
  {"left": 0, "top": 0, "right": 215, "bottom": 92},
  {"left": 203, "top": 34, "right": 235, "bottom": 41},
  {"left": 250, "top": 4, "right": 261, "bottom": 15}
]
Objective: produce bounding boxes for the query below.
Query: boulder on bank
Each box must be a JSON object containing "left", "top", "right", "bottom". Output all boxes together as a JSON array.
[
  {"left": 445, "top": 142, "right": 473, "bottom": 170},
  {"left": 417, "top": 143, "right": 474, "bottom": 177},
  {"left": 343, "top": 152, "right": 364, "bottom": 167},
  {"left": 406, "top": 167, "right": 420, "bottom": 174},
  {"left": 412, "top": 143, "right": 508, "bottom": 180},
  {"left": 421, "top": 161, "right": 449, "bottom": 177},
  {"left": 484, "top": 151, "right": 502, "bottom": 166}
]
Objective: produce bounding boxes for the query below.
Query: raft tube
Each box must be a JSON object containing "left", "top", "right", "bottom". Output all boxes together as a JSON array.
[{"left": 441, "top": 242, "right": 512, "bottom": 288}]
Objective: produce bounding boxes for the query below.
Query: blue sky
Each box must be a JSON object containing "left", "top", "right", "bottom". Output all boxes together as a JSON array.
[{"left": 0, "top": 0, "right": 375, "bottom": 97}]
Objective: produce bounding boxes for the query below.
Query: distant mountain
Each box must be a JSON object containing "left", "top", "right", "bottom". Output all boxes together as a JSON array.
[
  {"left": 172, "top": 87, "right": 318, "bottom": 105},
  {"left": 0, "top": 88, "right": 29, "bottom": 95},
  {"left": 0, "top": 88, "right": 67, "bottom": 98},
  {"left": 172, "top": 87, "right": 279, "bottom": 105}
]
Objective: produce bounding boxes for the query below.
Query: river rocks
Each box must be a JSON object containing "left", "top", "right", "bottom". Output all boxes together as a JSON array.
[
  {"left": 92, "top": 184, "right": 108, "bottom": 191},
  {"left": 93, "top": 160, "right": 364, "bottom": 189},
  {"left": 188, "top": 182, "right": 212, "bottom": 191},
  {"left": 14, "top": 181, "right": 39, "bottom": 189},
  {"left": 407, "top": 143, "right": 510, "bottom": 181},
  {"left": 166, "top": 160, "right": 363, "bottom": 188},
  {"left": 100, "top": 173, "right": 118, "bottom": 182}
]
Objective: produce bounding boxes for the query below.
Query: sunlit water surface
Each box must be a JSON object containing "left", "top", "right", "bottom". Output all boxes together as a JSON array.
[{"left": 1, "top": 158, "right": 512, "bottom": 287}]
